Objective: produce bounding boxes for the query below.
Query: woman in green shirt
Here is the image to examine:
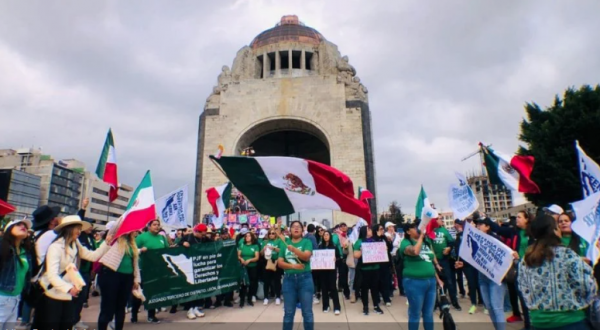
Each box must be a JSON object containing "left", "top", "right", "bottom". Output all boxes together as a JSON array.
[
  {"left": 0, "top": 218, "right": 33, "bottom": 330},
  {"left": 238, "top": 232, "right": 259, "bottom": 308},
  {"left": 400, "top": 222, "right": 443, "bottom": 330},
  {"left": 277, "top": 220, "right": 314, "bottom": 330},
  {"left": 558, "top": 213, "right": 589, "bottom": 260}
]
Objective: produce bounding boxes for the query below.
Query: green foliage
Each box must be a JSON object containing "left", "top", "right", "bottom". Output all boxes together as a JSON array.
[
  {"left": 519, "top": 85, "right": 600, "bottom": 207},
  {"left": 379, "top": 201, "right": 405, "bottom": 226}
]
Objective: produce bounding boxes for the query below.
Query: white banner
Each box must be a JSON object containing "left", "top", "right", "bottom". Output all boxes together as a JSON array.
[
  {"left": 459, "top": 223, "right": 514, "bottom": 285},
  {"left": 448, "top": 173, "right": 479, "bottom": 220},
  {"left": 571, "top": 191, "right": 600, "bottom": 263},
  {"left": 361, "top": 242, "right": 389, "bottom": 264},
  {"left": 349, "top": 218, "right": 368, "bottom": 243},
  {"left": 155, "top": 185, "right": 188, "bottom": 229},
  {"left": 310, "top": 250, "right": 335, "bottom": 270},
  {"left": 577, "top": 141, "right": 600, "bottom": 198}
]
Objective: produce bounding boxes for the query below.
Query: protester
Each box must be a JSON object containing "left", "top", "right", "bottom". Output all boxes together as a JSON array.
[
  {"left": 451, "top": 220, "right": 466, "bottom": 299},
  {"left": 277, "top": 220, "right": 314, "bottom": 330},
  {"left": 429, "top": 218, "right": 461, "bottom": 310},
  {"left": 518, "top": 214, "right": 597, "bottom": 330},
  {"left": 214, "top": 228, "right": 234, "bottom": 308},
  {"left": 132, "top": 219, "right": 170, "bottom": 324},
  {"left": 261, "top": 229, "right": 281, "bottom": 306},
  {"left": 543, "top": 204, "right": 564, "bottom": 221},
  {"left": 34, "top": 215, "right": 110, "bottom": 330},
  {"left": 558, "top": 212, "right": 589, "bottom": 260},
  {"left": 179, "top": 224, "right": 209, "bottom": 318},
  {"left": 353, "top": 225, "right": 384, "bottom": 315},
  {"left": 304, "top": 224, "right": 320, "bottom": 304},
  {"left": 97, "top": 232, "right": 141, "bottom": 330},
  {"left": 0, "top": 218, "right": 34, "bottom": 330},
  {"left": 373, "top": 223, "right": 393, "bottom": 306},
  {"left": 400, "top": 222, "right": 442, "bottom": 330},
  {"left": 474, "top": 218, "right": 513, "bottom": 330},
  {"left": 317, "top": 231, "right": 341, "bottom": 315},
  {"left": 333, "top": 223, "right": 350, "bottom": 300},
  {"left": 238, "top": 231, "right": 259, "bottom": 308},
  {"left": 454, "top": 219, "right": 483, "bottom": 315},
  {"left": 31, "top": 205, "right": 62, "bottom": 265},
  {"left": 74, "top": 216, "right": 95, "bottom": 328}
]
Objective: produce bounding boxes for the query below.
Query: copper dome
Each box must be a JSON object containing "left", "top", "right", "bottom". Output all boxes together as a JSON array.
[{"left": 250, "top": 15, "right": 324, "bottom": 49}]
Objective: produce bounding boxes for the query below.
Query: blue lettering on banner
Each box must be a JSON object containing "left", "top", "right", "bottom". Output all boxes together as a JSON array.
[
  {"left": 161, "top": 190, "right": 185, "bottom": 224},
  {"left": 466, "top": 232, "right": 508, "bottom": 279}
]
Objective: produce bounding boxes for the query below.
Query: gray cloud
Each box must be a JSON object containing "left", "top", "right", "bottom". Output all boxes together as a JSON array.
[{"left": 1, "top": 0, "right": 599, "bottom": 219}]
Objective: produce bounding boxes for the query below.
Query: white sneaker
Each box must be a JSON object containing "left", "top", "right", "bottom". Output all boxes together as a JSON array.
[
  {"left": 386, "top": 302, "right": 391, "bottom": 307},
  {"left": 323, "top": 307, "right": 330, "bottom": 313},
  {"left": 263, "top": 298, "right": 269, "bottom": 306},
  {"left": 334, "top": 310, "right": 340, "bottom": 315},
  {"left": 75, "top": 321, "right": 89, "bottom": 329},
  {"left": 187, "top": 309, "right": 197, "bottom": 319},
  {"left": 275, "top": 298, "right": 281, "bottom": 305},
  {"left": 108, "top": 321, "right": 115, "bottom": 330},
  {"left": 193, "top": 307, "right": 205, "bottom": 318},
  {"left": 484, "top": 309, "right": 489, "bottom": 315},
  {"left": 125, "top": 307, "right": 131, "bottom": 314},
  {"left": 313, "top": 297, "right": 320, "bottom": 304},
  {"left": 252, "top": 296, "right": 256, "bottom": 303},
  {"left": 160, "top": 307, "right": 167, "bottom": 312}
]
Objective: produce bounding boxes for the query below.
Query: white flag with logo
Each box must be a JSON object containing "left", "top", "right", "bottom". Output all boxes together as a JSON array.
[
  {"left": 448, "top": 172, "right": 479, "bottom": 220},
  {"left": 155, "top": 185, "right": 188, "bottom": 229},
  {"left": 571, "top": 191, "right": 600, "bottom": 264},
  {"left": 576, "top": 141, "right": 600, "bottom": 198},
  {"left": 459, "top": 223, "right": 514, "bottom": 285}
]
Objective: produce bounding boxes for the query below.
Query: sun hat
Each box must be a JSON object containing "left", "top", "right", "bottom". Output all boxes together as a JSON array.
[
  {"left": 3, "top": 218, "right": 32, "bottom": 232},
  {"left": 53, "top": 215, "right": 91, "bottom": 233}
]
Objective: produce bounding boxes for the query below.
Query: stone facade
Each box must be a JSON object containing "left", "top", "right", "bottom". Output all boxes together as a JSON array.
[{"left": 194, "top": 16, "right": 376, "bottom": 225}]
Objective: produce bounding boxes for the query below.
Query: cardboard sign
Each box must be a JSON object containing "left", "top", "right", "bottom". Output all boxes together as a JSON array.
[
  {"left": 310, "top": 250, "right": 335, "bottom": 270},
  {"left": 361, "top": 242, "right": 389, "bottom": 263}
]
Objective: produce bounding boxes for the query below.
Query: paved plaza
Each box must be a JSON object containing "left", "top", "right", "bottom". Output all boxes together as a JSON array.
[{"left": 80, "top": 293, "right": 524, "bottom": 330}]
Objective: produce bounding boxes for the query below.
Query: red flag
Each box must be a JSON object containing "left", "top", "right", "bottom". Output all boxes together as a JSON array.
[
  {"left": 0, "top": 199, "right": 16, "bottom": 216},
  {"left": 425, "top": 218, "right": 441, "bottom": 240}
]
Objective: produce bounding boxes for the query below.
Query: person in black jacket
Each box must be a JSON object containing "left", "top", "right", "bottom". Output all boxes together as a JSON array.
[
  {"left": 454, "top": 219, "right": 484, "bottom": 314},
  {"left": 318, "top": 231, "right": 341, "bottom": 314},
  {"left": 373, "top": 223, "right": 393, "bottom": 306},
  {"left": 178, "top": 224, "right": 211, "bottom": 319}
]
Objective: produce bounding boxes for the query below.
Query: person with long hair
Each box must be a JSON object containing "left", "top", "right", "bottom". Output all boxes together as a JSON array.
[
  {"left": 34, "top": 215, "right": 110, "bottom": 330},
  {"left": 261, "top": 229, "right": 282, "bottom": 306},
  {"left": 0, "top": 219, "right": 34, "bottom": 330},
  {"left": 353, "top": 225, "right": 384, "bottom": 315},
  {"left": 490, "top": 210, "right": 533, "bottom": 328},
  {"left": 557, "top": 212, "right": 589, "bottom": 260},
  {"left": 400, "top": 222, "right": 443, "bottom": 330},
  {"left": 97, "top": 232, "right": 140, "bottom": 330},
  {"left": 518, "top": 214, "right": 597, "bottom": 330},
  {"left": 374, "top": 223, "right": 394, "bottom": 305},
  {"left": 238, "top": 232, "right": 259, "bottom": 308},
  {"left": 317, "top": 231, "right": 341, "bottom": 315},
  {"left": 278, "top": 220, "right": 314, "bottom": 330}
]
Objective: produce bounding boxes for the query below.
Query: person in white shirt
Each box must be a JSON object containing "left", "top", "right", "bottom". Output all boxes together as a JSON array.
[{"left": 31, "top": 205, "right": 62, "bottom": 265}]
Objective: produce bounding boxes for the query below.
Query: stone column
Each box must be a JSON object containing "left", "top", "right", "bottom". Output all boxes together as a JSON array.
[
  {"left": 276, "top": 51, "right": 281, "bottom": 77},
  {"left": 301, "top": 49, "right": 306, "bottom": 72},
  {"left": 263, "top": 51, "right": 268, "bottom": 78},
  {"left": 288, "top": 49, "right": 292, "bottom": 74}
]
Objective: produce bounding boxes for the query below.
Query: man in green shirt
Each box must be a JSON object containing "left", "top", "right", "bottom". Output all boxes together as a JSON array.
[{"left": 429, "top": 219, "right": 461, "bottom": 310}]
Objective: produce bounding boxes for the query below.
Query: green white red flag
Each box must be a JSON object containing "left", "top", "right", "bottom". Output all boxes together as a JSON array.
[
  {"left": 113, "top": 171, "right": 156, "bottom": 240},
  {"left": 480, "top": 143, "right": 540, "bottom": 194},
  {"left": 206, "top": 182, "right": 232, "bottom": 218},
  {"left": 358, "top": 187, "right": 374, "bottom": 201},
  {"left": 210, "top": 156, "right": 372, "bottom": 222},
  {"left": 95, "top": 129, "right": 119, "bottom": 202}
]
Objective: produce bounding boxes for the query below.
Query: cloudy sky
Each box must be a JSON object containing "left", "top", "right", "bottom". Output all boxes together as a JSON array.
[{"left": 1, "top": 0, "right": 599, "bottom": 219}]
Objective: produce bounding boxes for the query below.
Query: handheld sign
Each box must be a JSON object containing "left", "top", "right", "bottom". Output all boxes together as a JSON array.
[
  {"left": 361, "top": 242, "right": 389, "bottom": 263},
  {"left": 310, "top": 250, "right": 335, "bottom": 270}
]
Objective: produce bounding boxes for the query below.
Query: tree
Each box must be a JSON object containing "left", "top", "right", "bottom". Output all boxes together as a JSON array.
[
  {"left": 519, "top": 85, "right": 600, "bottom": 207},
  {"left": 387, "top": 201, "right": 405, "bottom": 225}
]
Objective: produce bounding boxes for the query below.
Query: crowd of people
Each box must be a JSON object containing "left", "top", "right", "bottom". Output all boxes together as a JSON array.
[{"left": 0, "top": 200, "right": 599, "bottom": 330}]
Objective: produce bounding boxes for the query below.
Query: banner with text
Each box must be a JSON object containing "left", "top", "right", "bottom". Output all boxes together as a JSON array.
[
  {"left": 571, "top": 191, "right": 600, "bottom": 264},
  {"left": 448, "top": 173, "right": 479, "bottom": 220},
  {"left": 155, "top": 185, "right": 188, "bottom": 228},
  {"left": 141, "top": 240, "right": 240, "bottom": 309},
  {"left": 310, "top": 250, "right": 335, "bottom": 270},
  {"left": 459, "top": 223, "right": 513, "bottom": 285},
  {"left": 361, "top": 242, "right": 389, "bottom": 263}
]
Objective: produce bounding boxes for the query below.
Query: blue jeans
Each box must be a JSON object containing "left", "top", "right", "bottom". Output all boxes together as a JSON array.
[
  {"left": 0, "top": 295, "right": 20, "bottom": 330},
  {"left": 282, "top": 272, "right": 314, "bottom": 330},
  {"left": 439, "top": 259, "right": 458, "bottom": 303},
  {"left": 348, "top": 267, "right": 355, "bottom": 294},
  {"left": 479, "top": 273, "right": 506, "bottom": 330},
  {"left": 403, "top": 277, "right": 436, "bottom": 330}
]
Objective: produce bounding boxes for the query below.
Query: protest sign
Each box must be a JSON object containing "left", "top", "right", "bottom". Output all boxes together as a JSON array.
[
  {"left": 228, "top": 214, "right": 237, "bottom": 224},
  {"left": 249, "top": 215, "right": 258, "bottom": 224},
  {"left": 155, "top": 185, "right": 188, "bottom": 228},
  {"left": 141, "top": 240, "right": 240, "bottom": 309},
  {"left": 459, "top": 223, "right": 514, "bottom": 285},
  {"left": 577, "top": 141, "right": 600, "bottom": 197},
  {"left": 239, "top": 214, "right": 248, "bottom": 224},
  {"left": 361, "top": 242, "right": 389, "bottom": 263},
  {"left": 310, "top": 250, "right": 335, "bottom": 270},
  {"left": 448, "top": 173, "right": 479, "bottom": 220},
  {"left": 571, "top": 191, "right": 600, "bottom": 264}
]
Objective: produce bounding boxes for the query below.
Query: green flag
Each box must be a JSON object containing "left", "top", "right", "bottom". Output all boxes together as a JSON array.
[{"left": 415, "top": 185, "right": 427, "bottom": 220}]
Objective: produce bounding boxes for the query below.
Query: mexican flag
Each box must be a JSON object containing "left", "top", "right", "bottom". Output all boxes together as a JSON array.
[
  {"left": 358, "top": 187, "right": 374, "bottom": 201},
  {"left": 415, "top": 186, "right": 439, "bottom": 238},
  {"left": 206, "top": 182, "right": 232, "bottom": 217},
  {"left": 95, "top": 129, "right": 119, "bottom": 202},
  {"left": 113, "top": 171, "right": 156, "bottom": 240},
  {"left": 481, "top": 144, "right": 540, "bottom": 194},
  {"left": 210, "top": 156, "right": 372, "bottom": 221}
]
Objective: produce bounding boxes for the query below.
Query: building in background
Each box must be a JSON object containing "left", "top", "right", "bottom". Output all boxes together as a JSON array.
[
  {"left": 488, "top": 202, "right": 537, "bottom": 220},
  {"left": 81, "top": 171, "right": 133, "bottom": 229},
  {"left": 438, "top": 211, "right": 455, "bottom": 229},
  {"left": 467, "top": 174, "right": 513, "bottom": 215},
  {"left": 0, "top": 169, "right": 41, "bottom": 220}
]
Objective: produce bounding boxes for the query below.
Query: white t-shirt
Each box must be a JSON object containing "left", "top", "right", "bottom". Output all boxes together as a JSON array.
[
  {"left": 385, "top": 232, "right": 402, "bottom": 256},
  {"left": 35, "top": 230, "right": 58, "bottom": 265}
]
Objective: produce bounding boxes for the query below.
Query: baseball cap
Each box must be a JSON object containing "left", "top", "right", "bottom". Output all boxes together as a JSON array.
[
  {"left": 194, "top": 223, "right": 208, "bottom": 232},
  {"left": 454, "top": 219, "right": 464, "bottom": 225},
  {"left": 543, "top": 204, "right": 564, "bottom": 215},
  {"left": 259, "top": 229, "right": 268, "bottom": 239},
  {"left": 105, "top": 221, "right": 117, "bottom": 231},
  {"left": 384, "top": 222, "right": 396, "bottom": 229},
  {"left": 474, "top": 218, "right": 494, "bottom": 227},
  {"left": 239, "top": 228, "right": 249, "bottom": 235}
]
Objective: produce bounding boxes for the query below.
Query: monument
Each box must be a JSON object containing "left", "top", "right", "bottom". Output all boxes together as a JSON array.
[{"left": 193, "top": 15, "right": 376, "bottom": 225}]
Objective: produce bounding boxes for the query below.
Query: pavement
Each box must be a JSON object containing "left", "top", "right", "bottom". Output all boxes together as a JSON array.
[{"left": 79, "top": 292, "right": 527, "bottom": 330}]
